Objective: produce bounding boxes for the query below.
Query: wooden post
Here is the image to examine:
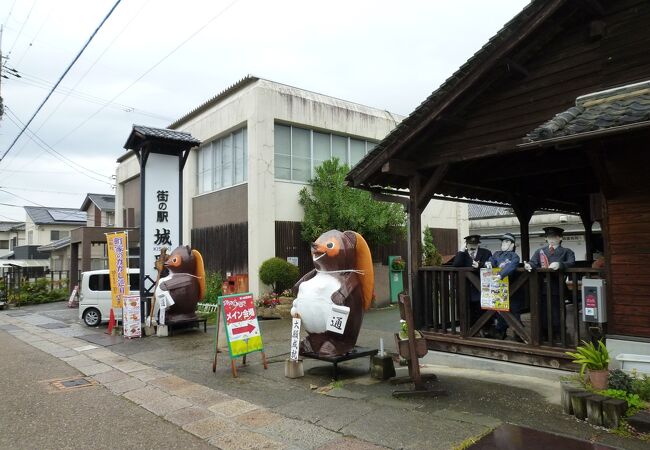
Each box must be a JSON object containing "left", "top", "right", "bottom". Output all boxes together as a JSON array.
[
  {"left": 511, "top": 198, "right": 534, "bottom": 261},
  {"left": 285, "top": 359, "right": 303, "bottom": 378},
  {"left": 458, "top": 270, "right": 468, "bottom": 337},
  {"left": 570, "top": 391, "right": 591, "bottom": 420},
  {"left": 529, "top": 272, "right": 540, "bottom": 346},
  {"left": 586, "top": 394, "right": 606, "bottom": 426},
  {"left": 408, "top": 176, "right": 422, "bottom": 328},
  {"left": 560, "top": 381, "right": 584, "bottom": 415},
  {"left": 602, "top": 398, "right": 628, "bottom": 429},
  {"left": 580, "top": 210, "right": 594, "bottom": 263},
  {"left": 212, "top": 304, "right": 222, "bottom": 372}
]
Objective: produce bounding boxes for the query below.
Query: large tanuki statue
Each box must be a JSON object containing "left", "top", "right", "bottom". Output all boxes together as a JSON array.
[
  {"left": 291, "top": 230, "right": 374, "bottom": 357},
  {"left": 154, "top": 245, "right": 205, "bottom": 325}
]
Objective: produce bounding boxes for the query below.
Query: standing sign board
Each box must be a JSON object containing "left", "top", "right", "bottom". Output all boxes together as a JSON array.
[
  {"left": 221, "top": 293, "right": 263, "bottom": 357},
  {"left": 214, "top": 292, "right": 268, "bottom": 377},
  {"left": 142, "top": 153, "right": 180, "bottom": 294},
  {"left": 123, "top": 294, "right": 141, "bottom": 338},
  {"left": 106, "top": 231, "right": 129, "bottom": 309},
  {"left": 480, "top": 268, "right": 510, "bottom": 311}
]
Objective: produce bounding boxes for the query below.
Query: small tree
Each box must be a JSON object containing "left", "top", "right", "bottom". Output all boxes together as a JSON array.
[
  {"left": 422, "top": 226, "right": 442, "bottom": 266},
  {"left": 259, "top": 257, "right": 300, "bottom": 294},
  {"left": 299, "top": 158, "right": 406, "bottom": 245},
  {"left": 204, "top": 271, "right": 223, "bottom": 304}
]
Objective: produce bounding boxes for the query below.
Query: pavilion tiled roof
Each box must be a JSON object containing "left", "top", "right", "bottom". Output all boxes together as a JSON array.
[
  {"left": 525, "top": 80, "right": 650, "bottom": 142},
  {"left": 468, "top": 204, "right": 513, "bottom": 219}
]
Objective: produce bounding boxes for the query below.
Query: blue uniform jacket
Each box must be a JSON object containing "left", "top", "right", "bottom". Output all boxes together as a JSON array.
[
  {"left": 529, "top": 245, "right": 575, "bottom": 270},
  {"left": 488, "top": 251, "right": 520, "bottom": 279}
]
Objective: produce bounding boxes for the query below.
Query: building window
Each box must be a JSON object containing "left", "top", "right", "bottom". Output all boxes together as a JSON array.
[
  {"left": 0, "top": 240, "right": 8, "bottom": 249},
  {"left": 28, "top": 230, "right": 33, "bottom": 245},
  {"left": 274, "top": 124, "right": 377, "bottom": 182},
  {"left": 50, "top": 230, "right": 69, "bottom": 241},
  {"left": 197, "top": 127, "right": 247, "bottom": 194}
]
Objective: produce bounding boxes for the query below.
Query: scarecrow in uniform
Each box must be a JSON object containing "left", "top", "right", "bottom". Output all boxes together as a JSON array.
[
  {"left": 525, "top": 226, "right": 575, "bottom": 342},
  {"left": 453, "top": 235, "right": 492, "bottom": 328}
]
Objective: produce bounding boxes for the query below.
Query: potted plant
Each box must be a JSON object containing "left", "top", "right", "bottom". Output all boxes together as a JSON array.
[
  {"left": 391, "top": 257, "right": 406, "bottom": 271},
  {"left": 566, "top": 339, "right": 610, "bottom": 390}
]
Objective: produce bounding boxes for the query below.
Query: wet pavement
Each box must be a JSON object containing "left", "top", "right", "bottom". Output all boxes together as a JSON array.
[{"left": 1, "top": 301, "right": 648, "bottom": 449}]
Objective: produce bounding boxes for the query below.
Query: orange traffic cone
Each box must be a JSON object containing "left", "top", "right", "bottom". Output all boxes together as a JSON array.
[{"left": 106, "top": 308, "right": 115, "bottom": 335}]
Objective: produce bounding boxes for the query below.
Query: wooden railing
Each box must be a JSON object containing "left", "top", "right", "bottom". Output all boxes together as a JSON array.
[{"left": 416, "top": 266, "right": 604, "bottom": 350}]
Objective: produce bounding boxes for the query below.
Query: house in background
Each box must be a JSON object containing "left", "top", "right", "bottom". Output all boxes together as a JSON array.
[
  {"left": 81, "top": 193, "right": 116, "bottom": 227},
  {"left": 0, "top": 221, "right": 25, "bottom": 259},
  {"left": 116, "top": 76, "right": 469, "bottom": 299},
  {"left": 24, "top": 205, "right": 85, "bottom": 272},
  {"left": 468, "top": 205, "right": 602, "bottom": 260}
]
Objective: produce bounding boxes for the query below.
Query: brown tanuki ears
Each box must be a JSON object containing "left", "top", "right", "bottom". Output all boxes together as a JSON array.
[{"left": 353, "top": 232, "right": 374, "bottom": 311}]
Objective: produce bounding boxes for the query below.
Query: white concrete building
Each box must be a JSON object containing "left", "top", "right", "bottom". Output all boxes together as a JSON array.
[{"left": 116, "top": 76, "right": 468, "bottom": 298}]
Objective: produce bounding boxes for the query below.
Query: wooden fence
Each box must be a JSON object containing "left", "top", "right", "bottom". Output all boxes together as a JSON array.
[{"left": 192, "top": 223, "right": 248, "bottom": 274}]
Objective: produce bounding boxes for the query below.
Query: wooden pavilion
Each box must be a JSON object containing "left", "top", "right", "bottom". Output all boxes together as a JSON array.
[{"left": 346, "top": 0, "right": 650, "bottom": 369}]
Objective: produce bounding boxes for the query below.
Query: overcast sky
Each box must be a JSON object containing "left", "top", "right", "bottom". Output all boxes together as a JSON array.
[{"left": 0, "top": 0, "right": 528, "bottom": 222}]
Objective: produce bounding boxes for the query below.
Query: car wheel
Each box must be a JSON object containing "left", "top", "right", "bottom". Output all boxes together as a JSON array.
[{"left": 83, "top": 308, "right": 101, "bottom": 327}]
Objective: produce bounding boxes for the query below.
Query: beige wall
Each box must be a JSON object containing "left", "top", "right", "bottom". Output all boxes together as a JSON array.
[{"left": 192, "top": 184, "right": 248, "bottom": 228}]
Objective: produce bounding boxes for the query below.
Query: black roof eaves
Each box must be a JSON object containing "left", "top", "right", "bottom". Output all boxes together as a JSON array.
[
  {"left": 80, "top": 195, "right": 92, "bottom": 211},
  {"left": 168, "top": 75, "right": 260, "bottom": 130},
  {"left": 124, "top": 125, "right": 201, "bottom": 150},
  {"left": 347, "top": 0, "right": 565, "bottom": 186},
  {"left": 519, "top": 120, "right": 650, "bottom": 149}
]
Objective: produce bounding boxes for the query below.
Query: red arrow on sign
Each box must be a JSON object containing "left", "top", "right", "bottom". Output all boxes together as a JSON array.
[{"left": 232, "top": 323, "right": 256, "bottom": 335}]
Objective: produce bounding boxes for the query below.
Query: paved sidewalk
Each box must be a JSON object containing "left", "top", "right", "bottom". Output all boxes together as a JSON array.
[{"left": 1, "top": 304, "right": 647, "bottom": 449}]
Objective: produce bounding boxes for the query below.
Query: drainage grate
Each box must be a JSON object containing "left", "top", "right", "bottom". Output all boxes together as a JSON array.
[{"left": 49, "top": 376, "right": 97, "bottom": 391}]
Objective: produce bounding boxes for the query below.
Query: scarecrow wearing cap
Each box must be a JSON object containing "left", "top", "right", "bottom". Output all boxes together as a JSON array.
[
  {"left": 484, "top": 233, "right": 520, "bottom": 340},
  {"left": 453, "top": 235, "right": 492, "bottom": 327},
  {"left": 524, "top": 227, "right": 575, "bottom": 341}
]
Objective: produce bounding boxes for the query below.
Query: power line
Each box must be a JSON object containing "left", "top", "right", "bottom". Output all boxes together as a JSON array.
[
  {"left": 5, "top": 0, "right": 38, "bottom": 61},
  {"left": 11, "top": 2, "right": 54, "bottom": 68},
  {"left": 3, "top": 107, "right": 112, "bottom": 185},
  {"left": 0, "top": 0, "right": 122, "bottom": 162},
  {"left": 5, "top": 70, "right": 172, "bottom": 121},
  {"left": 0, "top": 188, "right": 44, "bottom": 206},
  {"left": 28, "top": 0, "right": 154, "bottom": 135},
  {"left": 0, "top": 185, "right": 85, "bottom": 195},
  {"left": 51, "top": 0, "right": 239, "bottom": 148}
]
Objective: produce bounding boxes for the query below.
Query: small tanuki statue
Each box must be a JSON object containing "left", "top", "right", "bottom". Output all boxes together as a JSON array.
[
  {"left": 291, "top": 230, "right": 374, "bottom": 357},
  {"left": 153, "top": 245, "right": 206, "bottom": 326}
]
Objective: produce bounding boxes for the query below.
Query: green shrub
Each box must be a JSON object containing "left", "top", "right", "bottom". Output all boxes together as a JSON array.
[
  {"left": 598, "top": 389, "right": 647, "bottom": 415},
  {"left": 609, "top": 369, "right": 634, "bottom": 392},
  {"left": 259, "top": 258, "right": 300, "bottom": 294},
  {"left": 422, "top": 226, "right": 442, "bottom": 266},
  {"left": 632, "top": 374, "right": 650, "bottom": 402},
  {"left": 8, "top": 278, "right": 67, "bottom": 305},
  {"left": 204, "top": 271, "right": 223, "bottom": 304}
]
